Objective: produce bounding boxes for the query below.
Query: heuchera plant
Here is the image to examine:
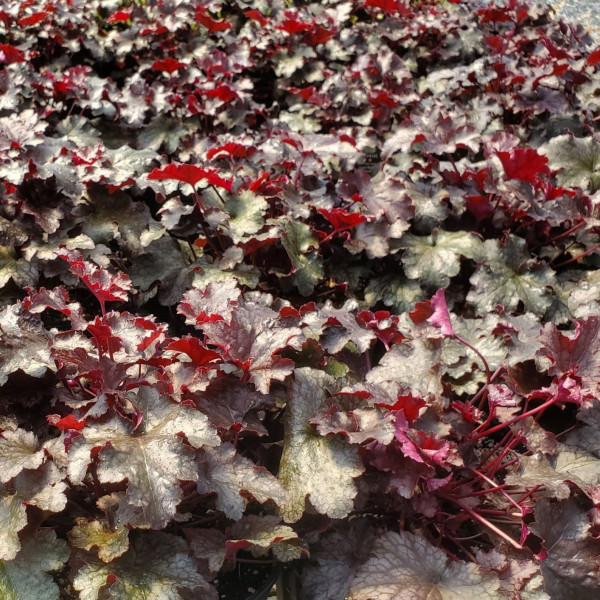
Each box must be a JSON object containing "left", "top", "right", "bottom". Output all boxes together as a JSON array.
[{"left": 3, "top": 0, "right": 600, "bottom": 598}]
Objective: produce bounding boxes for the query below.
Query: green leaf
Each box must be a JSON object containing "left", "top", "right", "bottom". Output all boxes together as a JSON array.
[
  {"left": 0, "top": 531, "right": 68, "bottom": 600},
  {"left": 69, "top": 518, "right": 130, "bottom": 563},
  {"left": 505, "top": 445, "right": 600, "bottom": 500},
  {"left": 0, "top": 427, "right": 45, "bottom": 483},
  {"left": 223, "top": 190, "right": 268, "bottom": 243},
  {"left": 0, "top": 304, "right": 53, "bottom": 385},
  {"left": 539, "top": 134, "right": 600, "bottom": 192},
  {"left": 0, "top": 246, "right": 38, "bottom": 289},
  {"left": 401, "top": 230, "right": 483, "bottom": 288},
  {"left": 280, "top": 220, "right": 324, "bottom": 296},
  {"left": 75, "top": 188, "right": 164, "bottom": 257},
  {"left": 440, "top": 315, "right": 507, "bottom": 394},
  {"left": 191, "top": 254, "right": 260, "bottom": 291},
  {"left": 137, "top": 117, "right": 188, "bottom": 154},
  {"left": 0, "top": 493, "right": 27, "bottom": 561},
  {"left": 518, "top": 573, "right": 550, "bottom": 600},
  {"left": 105, "top": 146, "right": 158, "bottom": 186},
  {"left": 196, "top": 443, "right": 289, "bottom": 520},
  {"left": 302, "top": 519, "right": 376, "bottom": 600},
  {"left": 364, "top": 275, "right": 424, "bottom": 313},
  {"left": 278, "top": 368, "right": 364, "bottom": 523},
  {"left": 349, "top": 530, "right": 500, "bottom": 600},
  {"left": 128, "top": 237, "right": 195, "bottom": 306},
  {"left": 565, "top": 402, "right": 600, "bottom": 457},
  {"left": 467, "top": 235, "right": 556, "bottom": 316},
  {"left": 0, "top": 458, "right": 67, "bottom": 561},
  {"left": 68, "top": 387, "right": 220, "bottom": 528},
  {"left": 225, "top": 514, "right": 298, "bottom": 558},
  {"left": 366, "top": 337, "right": 444, "bottom": 400},
  {"left": 73, "top": 531, "right": 213, "bottom": 600}
]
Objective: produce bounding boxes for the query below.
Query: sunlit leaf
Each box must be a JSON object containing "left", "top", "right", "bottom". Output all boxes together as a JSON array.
[
  {"left": 349, "top": 530, "right": 500, "bottom": 600},
  {"left": 278, "top": 368, "right": 364, "bottom": 523}
]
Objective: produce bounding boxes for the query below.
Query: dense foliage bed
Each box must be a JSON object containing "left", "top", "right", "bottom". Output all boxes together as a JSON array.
[{"left": 2, "top": 0, "right": 600, "bottom": 598}]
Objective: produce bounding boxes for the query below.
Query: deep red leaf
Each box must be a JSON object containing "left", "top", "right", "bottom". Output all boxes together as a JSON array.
[
  {"left": 195, "top": 7, "right": 231, "bottom": 32},
  {"left": 56, "top": 248, "right": 131, "bottom": 314},
  {"left": 0, "top": 43, "right": 25, "bottom": 64},
  {"left": 147, "top": 164, "right": 234, "bottom": 191},
  {"left": 87, "top": 319, "right": 123, "bottom": 357},
  {"left": 17, "top": 11, "right": 48, "bottom": 27},
  {"left": 364, "top": 0, "right": 411, "bottom": 15},
  {"left": 497, "top": 148, "right": 550, "bottom": 184},
  {"left": 376, "top": 393, "right": 426, "bottom": 423},
  {"left": 317, "top": 208, "right": 367, "bottom": 232},
  {"left": 107, "top": 9, "right": 131, "bottom": 23},
  {"left": 356, "top": 310, "right": 403, "bottom": 349},
  {"left": 151, "top": 58, "right": 186, "bottom": 74},
  {"left": 244, "top": 9, "right": 268, "bottom": 26},
  {"left": 206, "top": 143, "right": 256, "bottom": 161},
  {"left": 477, "top": 7, "right": 512, "bottom": 23},
  {"left": 588, "top": 48, "right": 600, "bottom": 67},
  {"left": 277, "top": 15, "right": 312, "bottom": 35},
  {"left": 203, "top": 84, "right": 238, "bottom": 103},
  {"left": 165, "top": 337, "right": 221, "bottom": 368},
  {"left": 409, "top": 300, "right": 434, "bottom": 325},
  {"left": 304, "top": 24, "right": 336, "bottom": 46},
  {"left": 47, "top": 414, "right": 87, "bottom": 431}
]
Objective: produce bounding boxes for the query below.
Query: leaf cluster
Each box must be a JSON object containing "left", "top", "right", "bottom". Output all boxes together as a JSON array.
[{"left": 2, "top": 0, "right": 600, "bottom": 598}]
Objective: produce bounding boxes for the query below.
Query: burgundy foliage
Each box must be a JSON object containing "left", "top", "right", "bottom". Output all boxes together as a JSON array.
[{"left": 2, "top": 0, "right": 600, "bottom": 598}]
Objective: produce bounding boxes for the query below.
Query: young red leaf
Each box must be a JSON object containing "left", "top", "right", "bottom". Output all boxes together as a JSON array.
[
  {"left": 150, "top": 58, "right": 186, "bottom": 74},
  {"left": 538, "top": 318, "right": 600, "bottom": 395},
  {"left": 317, "top": 208, "right": 367, "bottom": 233},
  {"left": 47, "top": 414, "right": 87, "bottom": 432},
  {"left": 409, "top": 300, "right": 434, "bottom": 325},
  {"left": 376, "top": 393, "right": 426, "bottom": 423},
  {"left": 277, "top": 15, "right": 312, "bottom": 35},
  {"left": 477, "top": 6, "right": 513, "bottom": 23},
  {"left": 364, "top": 0, "right": 411, "bottom": 14},
  {"left": 22, "top": 286, "right": 87, "bottom": 330},
  {"left": 304, "top": 24, "right": 336, "bottom": 47},
  {"left": 203, "top": 84, "right": 238, "bottom": 103},
  {"left": 17, "top": 12, "right": 48, "bottom": 27},
  {"left": 287, "top": 86, "right": 330, "bottom": 106},
  {"left": 396, "top": 429, "right": 461, "bottom": 469},
  {"left": 56, "top": 249, "right": 131, "bottom": 315},
  {"left": 206, "top": 143, "right": 256, "bottom": 161},
  {"left": 87, "top": 318, "right": 123, "bottom": 358},
  {"left": 497, "top": 148, "right": 550, "bottom": 184},
  {"left": 369, "top": 90, "right": 401, "bottom": 109},
  {"left": 244, "top": 9, "right": 268, "bottom": 26},
  {"left": 588, "top": 48, "right": 600, "bottom": 67},
  {"left": 178, "top": 280, "right": 241, "bottom": 326},
  {"left": 165, "top": 337, "right": 221, "bottom": 368},
  {"left": 0, "top": 43, "right": 25, "bottom": 64},
  {"left": 356, "top": 310, "right": 403, "bottom": 350},
  {"left": 107, "top": 9, "right": 132, "bottom": 24},
  {"left": 195, "top": 7, "right": 231, "bottom": 32},
  {"left": 147, "top": 163, "right": 233, "bottom": 191},
  {"left": 201, "top": 301, "right": 302, "bottom": 393}
]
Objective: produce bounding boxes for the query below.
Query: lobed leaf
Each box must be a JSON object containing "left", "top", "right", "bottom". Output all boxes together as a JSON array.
[
  {"left": 348, "top": 530, "right": 501, "bottom": 600},
  {"left": 73, "top": 531, "right": 213, "bottom": 600},
  {"left": 196, "top": 442, "right": 288, "bottom": 520},
  {"left": 68, "top": 387, "right": 219, "bottom": 528},
  {"left": 0, "top": 531, "right": 69, "bottom": 600},
  {"left": 278, "top": 368, "right": 364, "bottom": 523}
]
